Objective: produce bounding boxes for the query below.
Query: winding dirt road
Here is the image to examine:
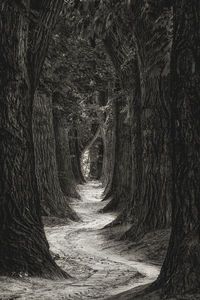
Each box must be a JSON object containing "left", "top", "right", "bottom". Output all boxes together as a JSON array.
[{"left": 0, "top": 181, "right": 160, "bottom": 300}]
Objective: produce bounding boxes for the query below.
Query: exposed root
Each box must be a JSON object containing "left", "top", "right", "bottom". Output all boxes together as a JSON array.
[
  {"left": 99, "top": 196, "right": 119, "bottom": 213},
  {"left": 105, "top": 283, "right": 162, "bottom": 300},
  {"left": 102, "top": 209, "right": 129, "bottom": 229},
  {"left": 102, "top": 190, "right": 113, "bottom": 201},
  {"left": 120, "top": 222, "right": 148, "bottom": 242},
  {"left": 42, "top": 195, "right": 80, "bottom": 222}
]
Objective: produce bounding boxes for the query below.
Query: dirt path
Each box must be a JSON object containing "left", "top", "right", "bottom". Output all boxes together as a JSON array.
[{"left": 0, "top": 181, "right": 160, "bottom": 300}]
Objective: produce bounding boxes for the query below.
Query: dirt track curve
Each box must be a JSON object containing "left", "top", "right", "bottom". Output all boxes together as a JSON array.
[{"left": 0, "top": 181, "right": 160, "bottom": 300}]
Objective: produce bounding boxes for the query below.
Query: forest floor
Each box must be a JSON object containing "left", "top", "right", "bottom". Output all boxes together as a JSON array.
[{"left": 0, "top": 181, "right": 169, "bottom": 300}]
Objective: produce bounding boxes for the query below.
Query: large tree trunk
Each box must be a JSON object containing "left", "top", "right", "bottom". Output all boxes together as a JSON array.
[
  {"left": 156, "top": 1, "right": 200, "bottom": 295},
  {"left": 0, "top": 1, "right": 67, "bottom": 278},
  {"left": 53, "top": 117, "right": 80, "bottom": 199},
  {"left": 126, "top": 80, "right": 143, "bottom": 221},
  {"left": 99, "top": 83, "right": 116, "bottom": 195},
  {"left": 100, "top": 82, "right": 117, "bottom": 200},
  {"left": 102, "top": 37, "right": 142, "bottom": 226},
  {"left": 33, "top": 92, "right": 79, "bottom": 218},
  {"left": 108, "top": 61, "right": 143, "bottom": 226},
  {"left": 102, "top": 37, "right": 139, "bottom": 219},
  {"left": 123, "top": 3, "right": 172, "bottom": 240},
  {"left": 101, "top": 97, "right": 132, "bottom": 213}
]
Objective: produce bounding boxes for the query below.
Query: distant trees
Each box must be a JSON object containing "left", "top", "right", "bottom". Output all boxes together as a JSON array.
[
  {"left": 78, "top": 0, "right": 172, "bottom": 235},
  {"left": 34, "top": 17, "right": 83, "bottom": 207},
  {"left": 31, "top": 1, "right": 116, "bottom": 218}
]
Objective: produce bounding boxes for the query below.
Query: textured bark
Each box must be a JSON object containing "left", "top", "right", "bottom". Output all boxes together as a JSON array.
[
  {"left": 0, "top": 1, "right": 67, "bottom": 278},
  {"left": 128, "top": 67, "right": 143, "bottom": 220},
  {"left": 28, "top": 1, "right": 64, "bottom": 90},
  {"left": 33, "top": 92, "right": 79, "bottom": 218},
  {"left": 102, "top": 38, "right": 136, "bottom": 219},
  {"left": 89, "top": 138, "right": 103, "bottom": 180},
  {"left": 101, "top": 119, "right": 116, "bottom": 189},
  {"left": 89, "top": 91, "right": 106, "bottom": 181},
  {"left": 53, "top": 117, "right": 80, "bottom": 199},
  {"left": 82, "top": 126, "right": 101, "bottom": 155},
  {"left": 123, "top": 3, "right": 172, "bottom": 240},
  {"left": 96, "top": 142, "right": 104, "bottom": 179},
  {"left": 109, "top": 62, "right": 143, "bottom": 226},
  {"left": 102, "top": 37, "right": 137, "bottom": 215},
  {"left": 101, "top": 113, "right": 116, "bottom": 198},
  {"left": 101, "top": 83, "right": 116, "bottom": 199},
  {"left": 103, "top": 6, "right": 172, "bottom": 235},
  {"left": 155, "top": 1, "right": 200, "bottom": 295},
  {"left": 101, "top": 97, "right": 132, "bottom": 213},
  {"left": 69, "top": 128, "right": 85, "bottom": 184}
]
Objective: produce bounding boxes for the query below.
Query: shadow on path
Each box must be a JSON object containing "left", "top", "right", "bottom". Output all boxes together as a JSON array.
[{"left": 0, "top": 181, "right": 160, "bottom": 300}]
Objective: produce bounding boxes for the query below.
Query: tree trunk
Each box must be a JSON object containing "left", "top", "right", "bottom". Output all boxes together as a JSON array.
[
  {"left": 108, "top": 61, "right": 143, "bottom": 226},
  {"left": 89, "top": 138, "right": 103, "bottom": 180},
  {"left": 53, "top": 117, "right": 80, "bottom": 199},
  {"left": 101, "top": 84, "right": 116, "bottom": 199},
  {"left": 156, "top": 1, "right": 200, "bottom": 295},
  {"left": 101, "top": 120, "right": 116, "bottom": 189},
  {"left": 102, "top": 37, "right": 138, "bottom": 218},
  {"left": 69, "top": 128, "right": 85, "bottom": 184},
  {"left": 0, "top": 1, "right": 67, "bottom": 278},
  {"left": 101, "top": 97, "right": 132, "bottom": 213},
  {"left": 123, "top": 3, "right": 172, "bottom": 240},
  {"left": 33, "top": 92, "right": 79, "bottom": 218}
]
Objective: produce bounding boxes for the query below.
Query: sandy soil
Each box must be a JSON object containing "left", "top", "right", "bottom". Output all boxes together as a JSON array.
[{"left": 0, "top": 181, "right": 160, "bottom": 300}]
